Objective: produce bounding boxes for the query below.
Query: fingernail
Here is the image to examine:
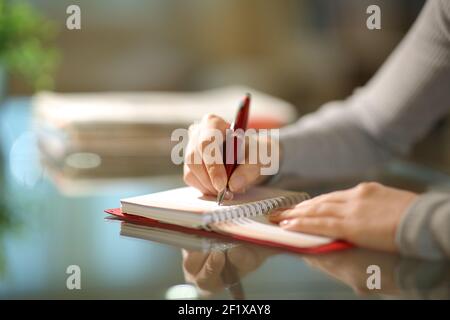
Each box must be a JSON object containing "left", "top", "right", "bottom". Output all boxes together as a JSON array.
[
  {"left": 280, "top": 220, "right": 291, "bottom": 227},
  {"left": 230, "top": 175, "right": 246, "bottom": 192},
  {"left": 270, "top": 210, "right": 282, "bottom": 216},
  {"left": 224, "top": 190, "right": 234, "bottom": 200}
]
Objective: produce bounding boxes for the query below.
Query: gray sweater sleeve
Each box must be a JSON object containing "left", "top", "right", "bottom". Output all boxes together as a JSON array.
[{"left": 279, "top": 0, "right": 450, "bottom": 259}]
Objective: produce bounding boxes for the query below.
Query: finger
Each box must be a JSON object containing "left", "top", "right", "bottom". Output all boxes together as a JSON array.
[
  {"left": 195, "top": 251, "right": 226, "bottom": 291},
  {"left": 189, "top": 159, "right": 218, "bottom": 195},
  {"left": 202, "top": 156, "right": 227, "bottom": 193},
  {"left": 228, "top": 163, "right": 261, "bottom": 193},
  {"left": 269, "top": 203, "right": 346, "bottom": 222},
  {"left": 201, "top": 161, "right": 219, "bottom": 194},
  {"left": 185, "top": 140, "right": 217, "bottom": 194},
  {"left": 186, "top": 119, "right": 226, "bottom": 193},
  {"left": 280, "top": 217, "right": 345, "bottom": 239},
  {"left": 182, "top": 252, "right": 211, "bottom": 275},
  {"left": 353, "top": 286, "right": 370, "bottom": 296},
  {"left": 183, "top": 165, "right": 215, "bottom": 195},
  {"left": 198, "top": 115, "right": 230, "bottom": 192},
  {"left": 267, "top": 205, "right": 295, "bottom": 221},
  {"left": 227, "top": 246, "right": 264, "bottom": 275},
  {"left": 303, "top": 257, "right": 339, "bottom": 277},
  {"left": 297, "top": 189, "right": 352, "bottom": 207},
  {"left": 268, "top": 208, "right": 293, "bottom": 223}
]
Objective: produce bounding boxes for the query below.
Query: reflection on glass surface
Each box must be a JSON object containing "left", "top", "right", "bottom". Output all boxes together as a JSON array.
[
  {"left": 9, "top": 131, "right": 43, "bottom": 189},
  {"left": 182, "top": 245, "right": 276, "bottom": 299},
  {"left": 124, "top": 219, "right": 450, "bottom": 300},
  {"left": 165, "top": 284, "right": 199, "bottom": 300},
  {"left": 180, "top": 245, "right": 450, "bottom": 300},
  {"left": 64, "top": 152, "right": 102, "bottom": 170},
  {"left": 303, "top": 248, "right": 450, "bottom": 299}
]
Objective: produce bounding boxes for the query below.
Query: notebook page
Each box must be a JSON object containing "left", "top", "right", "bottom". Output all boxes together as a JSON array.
[
  {"left": 121, "top": 187, "right": 217, "bottom": 213},
  {"left": 121, "top": 186, "right": 305, "bottom": 214},
  {"left": 211, "top": 216, "right": 333, "bottom": 248}
]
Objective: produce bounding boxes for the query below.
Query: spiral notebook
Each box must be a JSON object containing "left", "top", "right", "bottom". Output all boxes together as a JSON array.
[{"left": 106, "top": 187, "right": 351, "bottom": 253}]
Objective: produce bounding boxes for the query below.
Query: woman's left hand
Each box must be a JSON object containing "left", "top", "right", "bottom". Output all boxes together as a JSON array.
[{"left": 269, "top": 182, "right": 418, "bottom": 253}]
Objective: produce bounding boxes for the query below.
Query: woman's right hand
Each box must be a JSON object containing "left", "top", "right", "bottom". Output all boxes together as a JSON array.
[{"left": 183, "top": 114, "right": 269, "bottom": 196}]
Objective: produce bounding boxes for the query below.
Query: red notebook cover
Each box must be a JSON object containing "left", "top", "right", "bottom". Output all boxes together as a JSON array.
[{"left": 105, "top": 208, "right": 352, "bottom": 254}]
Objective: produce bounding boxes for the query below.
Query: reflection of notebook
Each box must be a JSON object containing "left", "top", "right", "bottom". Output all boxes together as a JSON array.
[
  {"left": 120, "top": 221, "right": 238, "bottom": 252},
  {"left": 106, "top": 187, "right": 351, "bottom": 253}
]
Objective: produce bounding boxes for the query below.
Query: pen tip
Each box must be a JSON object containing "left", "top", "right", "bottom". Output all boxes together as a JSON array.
[{"left": 217, "top": 189, "right": 226, "bottom": 206}]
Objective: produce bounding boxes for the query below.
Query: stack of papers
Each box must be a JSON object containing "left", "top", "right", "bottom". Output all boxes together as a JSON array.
[{"left": 33, "top": 86, "right": 298, "bottom": 179}]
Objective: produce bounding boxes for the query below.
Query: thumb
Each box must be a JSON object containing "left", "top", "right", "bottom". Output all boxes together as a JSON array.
[{"left": 228, "top": 163, "right": 262, "bottom": 193}]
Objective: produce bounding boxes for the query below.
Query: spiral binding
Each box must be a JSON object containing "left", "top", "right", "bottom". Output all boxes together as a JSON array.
[{"left": 207, "top": 193, "right": 310, "bottom": 224}]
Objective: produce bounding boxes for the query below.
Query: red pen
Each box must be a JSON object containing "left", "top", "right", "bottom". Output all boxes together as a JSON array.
[{"left": 217, "top": 93, "right": 251, "bottom": 205}]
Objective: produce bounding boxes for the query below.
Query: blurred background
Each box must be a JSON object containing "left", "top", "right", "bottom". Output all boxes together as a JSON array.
[{"left": 7, "top": 0, "right": 426, "bottom": 112}]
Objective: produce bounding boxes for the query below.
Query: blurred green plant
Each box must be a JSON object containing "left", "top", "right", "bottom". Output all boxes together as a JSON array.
[
  {"left": 0, "top": 196, "right": 12, "bottom": 277},
  {"left": 0, "top": 0, "right": 60, "bottom": 90}
]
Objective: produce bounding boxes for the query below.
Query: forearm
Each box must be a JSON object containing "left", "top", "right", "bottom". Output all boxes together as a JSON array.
[
  {"left": 278, "top": 0, "right": 450, "bottom": 180},
  {"left": 279, "top": 95, "right": 394, "bottom": 180}
]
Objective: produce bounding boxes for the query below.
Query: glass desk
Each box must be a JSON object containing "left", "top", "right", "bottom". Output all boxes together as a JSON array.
[{"left": 0, "top": 98, "right": 449, "bottom": 299}]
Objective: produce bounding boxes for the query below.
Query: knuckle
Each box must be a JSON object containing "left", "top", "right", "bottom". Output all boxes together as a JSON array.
[
  {"left": 315, "top": 203, "right": 332, "bottom": 214},
  {"left": 312, "top": 203, "right": 324, "bottom": 214},
  {"left": 202, "top": 113, "right": 220, "bottom": 123},
  {"left": 354, "top": 182, "right": 379, "bottom": 196},
  {"left": 202, "top": 113, "right": 228, "bottom": 130}
]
